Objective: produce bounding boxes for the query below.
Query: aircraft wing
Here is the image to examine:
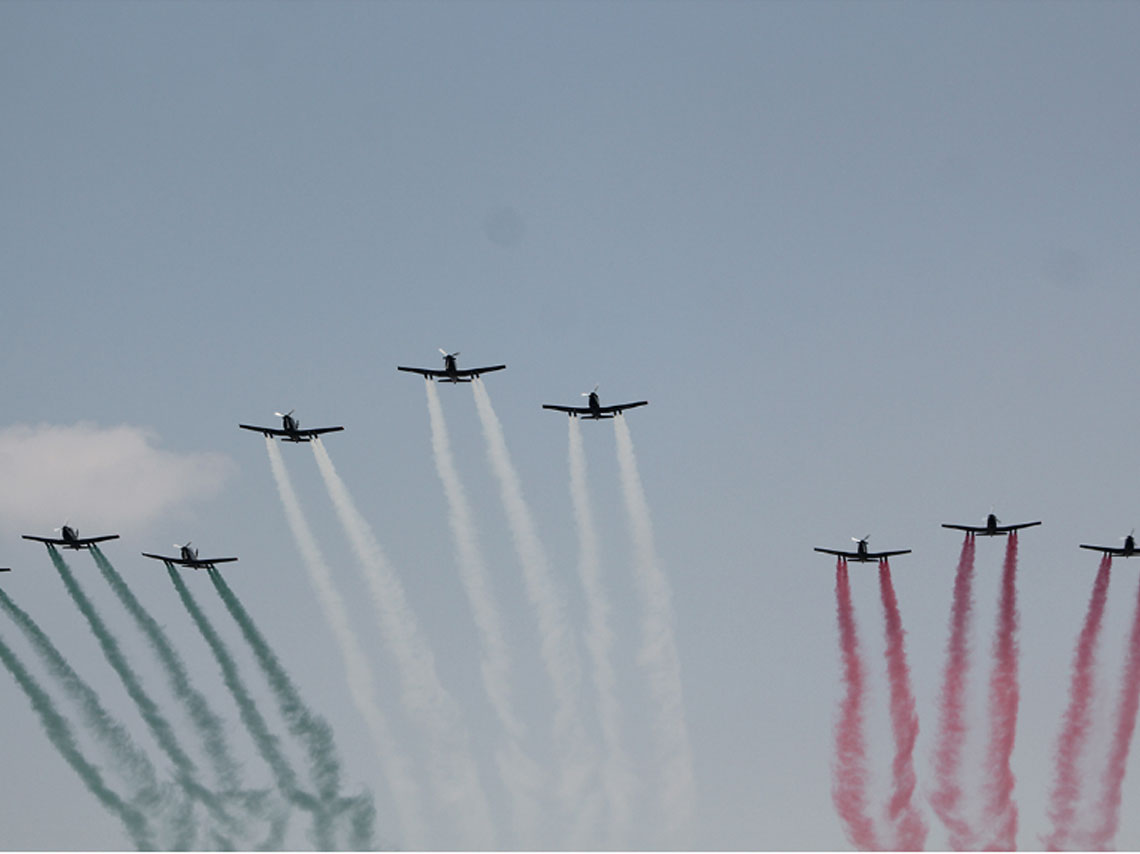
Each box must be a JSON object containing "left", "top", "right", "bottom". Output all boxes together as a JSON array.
[
  {"left": 22, "top": 535, "right": 65, "bottom": 546},
  {"left": 141, "top": 552, "right": 177, "bottom": 564},
  {"left": 75, "top": 535, "right": 120, "bottom": 546},
  {"left": 240, "top": 424, "right": 290, "bottom": 437},
  {"left": 869, "top": 549, "right": 912, "bottom": 559},
  {"left": 187, "top": 557, "right": 238, "bottom": 568},
  {"left": 941, "top": 524, "right": 983, "bottom": 533},
  {"left": 597, "top": 401, "right": 649, "bottom": 415},
  {"left": 456, "top": 365, "right": 506, "bottom": 378},
  {"left": 295, "top": 427, "right": 344, "bottom": 438},
  {"left": 1080, "top": 544, "right": 1123, "bottom": 556},
  {"left": 814, "top": 547, "right": 857, "bottom": 559},
  {"left": 0, "top": 567, "right": 10, "bottom": 572},
  {"left": 397, "top": 366, "right": 446, "bottom": 378},
  {"left": 543, "top": 404, "right": 590, "bottom": 415},
  {"left": 998, "top": 521, "right": 1041, "bottom": 533}
]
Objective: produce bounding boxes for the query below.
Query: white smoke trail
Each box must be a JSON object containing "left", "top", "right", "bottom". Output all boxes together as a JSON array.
[
  {"left": 263, "top": 437, "right": 427, "bottom": 849},
  {"left": 424, "top": 378, "right": 543, "bottom": 846},
  {"left": 311, "top": 438, "right": 496, "bottom": 848},
  {"left": 568, "top": 415, "right": 636, "bottom": 846},
  {"left": 470, "top": 380, "right": 598, "bottom": 842},
  {"left": 613, "top": 415, "right": 696, "bottom": 844}
]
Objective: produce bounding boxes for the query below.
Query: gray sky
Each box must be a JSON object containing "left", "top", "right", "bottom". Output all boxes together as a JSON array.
[{"left": 2, "top": 0, "right": 1140, "bottom": 848}]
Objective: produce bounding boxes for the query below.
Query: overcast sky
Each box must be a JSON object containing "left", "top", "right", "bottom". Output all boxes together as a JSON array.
[{"left": 3, "top": 1, "right": 1140, "bottom": 849}]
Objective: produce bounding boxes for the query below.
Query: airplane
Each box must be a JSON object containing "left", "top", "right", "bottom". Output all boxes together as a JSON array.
[
  {"left": 239, "top": 410, "right": 344, "bottom": 442},
  {"left": 397, "top": 350, "right": 506, "bottom": 383},
  {"left": 141, "top": 543, "right": 238, "bottom": 571},
  {"left": 942, "top": 513, "right": 1041, "bottom": 537},
  {"left": 1080, "top": 531, "right": 1140, "bottom": 557},
  {"left": 23, "top": 525, "right": 120, "bottom": 550},
  {"left": 814, "top": 537, "right": 912, "bottom": 563},
  {"left": 542, "top": 386, "right": 648, "bottom": 420}
]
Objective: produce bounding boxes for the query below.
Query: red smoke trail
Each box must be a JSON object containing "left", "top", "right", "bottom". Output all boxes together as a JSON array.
[
  {"left": 930, "top": 534, "right": 977, "bottom": 850},
  {"left": 833, "top": 559, "right": 880, "bottom": 851},
  {"left": 879, "top": 559, "right": 928, "bottom": 850},
  {"left": 1044, "top": 554, "right": 1111, "bottom": 851},
  {"left": 982, "top": 532, "right": 1020, "bottom": 850},
  {"left": 1088, "top": 571, "right": 1140, "bottom": 850}
]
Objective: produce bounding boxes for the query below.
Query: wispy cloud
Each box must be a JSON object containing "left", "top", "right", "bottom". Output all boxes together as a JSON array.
[{"left": 0, "top": 422, "right": 233, "bottom": 535}]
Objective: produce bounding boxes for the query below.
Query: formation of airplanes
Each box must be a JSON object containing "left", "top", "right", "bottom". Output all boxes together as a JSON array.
[
  {"left": 814, "top": 513, "right": 1055, "bottom": 563},
  {"left": 2, "top": 355, "right": 1134, "bottom": 575}
]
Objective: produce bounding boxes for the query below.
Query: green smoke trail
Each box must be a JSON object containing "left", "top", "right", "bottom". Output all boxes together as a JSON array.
[
  {"left": 47, "top": 546, "right": 225, "bottom": 846},
  {"left": 209, "top": 567, "right": 376, "bottom": 850},
  {"left": 0, "top": 625, "right": 155, "bottom": 849},
  {"left": 91, "top": 547, "right": 241, "bottom": 794},
  {"left": 166, "top": 563, "right": 333, "bottom": 848},
  {"left": 0, "top": 586, "right": 159, "bottom": 798}
]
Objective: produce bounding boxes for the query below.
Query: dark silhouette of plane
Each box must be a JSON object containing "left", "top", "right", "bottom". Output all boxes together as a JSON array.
[
  {"left": 543, "top": 386, "right": 648, "bottom": 420},
  {"left": 23, "top": 525, "right": 120, "bottom": 550},
  {"left": 397, "top": 350, "right": 506, "bottom": 383},
  {"left": 942, "top": 513, "right": 1040, "bottom": 536},
  {"left": 814, "top": 537, "right": 911, "bottom": 563},
  {"left": 1081, "top": 531, "right": 1140, "bottom": 557},
  {"left": 0, "top": 567, "right": 9, "bottom": 573},
  {"left": 239, "top": 410, "right": 344, "bottom": 442},
  {"left": 141, "top": 542, "right": 237, "bottom": 571}
]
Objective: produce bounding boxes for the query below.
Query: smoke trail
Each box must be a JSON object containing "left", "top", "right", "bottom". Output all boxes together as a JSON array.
[
  {"left": 470, "top": 379, "right": 596, "bottom": 840},
  {"left": 1088, "top": 571, "right": 1140, "bottom": 849},
  {"left": 878, "top": 560, "right": 928, "bottom": 850},
  {"left": 0, "top": 586, "right": 159, "bottom": 798},
  {"left": 166, "top": 564, "right": 328, "bottom": 845},
  {"left": 981, "top": 532, "right": 1021, "bottom": 850},
  {"left": 930, "top": 534, "right": 977, "bottom": 850},
  {"left": 91, "top": 547, "right": 240, "bottom": 795},
  {"left": 208, "top": 567, "right": 375, "bottom": 850},
  {"left": 613, "top": 414, "right": 696, "bottom": 843},
  {"left": 47, "top": 546, "right": 211, "bottom": 847},
  {"left": 569, "top": 415, "right": 635, "bottom": 845},
  {"left": 833, "top": 560, "right": 880, "bottom": 851},
  {"left": 263, "top": 436, "right": 426, "bottom": 849},
  {"left": 311, "top": 438, "right": 496, "bottom": 848},
  {"left": 424, "top": 378, "right": 542, "bottom": 846},
  {"left": 1044, "top": 554, "right": 1112, "bottom": 850},
  {"left": 0, "top": 627, "right": 155, "bottom": 850}
]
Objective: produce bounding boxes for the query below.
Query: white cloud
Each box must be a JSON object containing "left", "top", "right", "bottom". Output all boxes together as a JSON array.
[{"left": 0, "top": 422, "right": 234, "bottom": 537}]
